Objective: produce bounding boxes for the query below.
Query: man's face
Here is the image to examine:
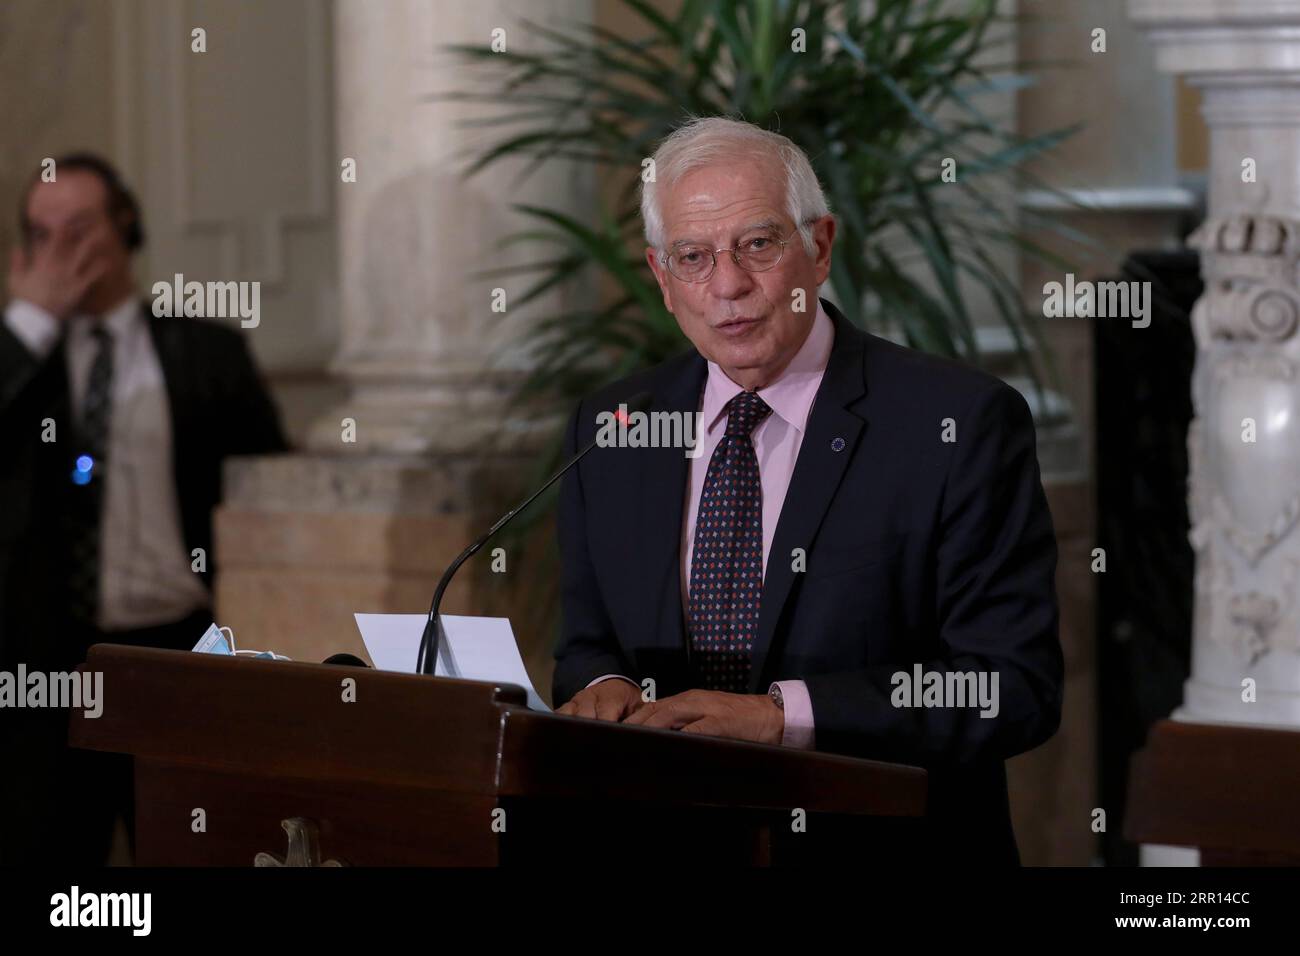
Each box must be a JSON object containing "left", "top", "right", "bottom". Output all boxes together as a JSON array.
[
  {"left": 645, "top": 158, "right": 834, "bottom": 389},
  {"left": 23, "top": 170, "right": 132, "bottom": 307}
]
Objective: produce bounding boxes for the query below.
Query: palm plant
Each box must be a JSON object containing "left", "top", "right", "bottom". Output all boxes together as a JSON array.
[{"left": 442, "top": 0, "right": 1079, "bottom": 422}]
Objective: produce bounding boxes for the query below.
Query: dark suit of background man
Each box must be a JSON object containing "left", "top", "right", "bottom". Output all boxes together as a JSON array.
[
  {"left": 0, "top": 154, "right": 288, "bottom": 865},
  {"left": 552, "top": 118, "right": 1063, "bottom": 864}
]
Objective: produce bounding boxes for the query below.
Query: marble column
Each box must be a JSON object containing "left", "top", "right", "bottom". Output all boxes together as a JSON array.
[
  {"left": 1129, "top": 0, "right": 1300, "bottom": 726},
  {"left": 214, "top": 0, "right": 591, "bottom": 679}
]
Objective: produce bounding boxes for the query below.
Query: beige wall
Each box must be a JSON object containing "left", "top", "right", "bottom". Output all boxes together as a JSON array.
[{"left": 0, "top": 1, "right": 116, "bottom": 247}]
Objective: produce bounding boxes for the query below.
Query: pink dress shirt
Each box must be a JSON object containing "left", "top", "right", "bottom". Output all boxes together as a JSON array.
[{"left": 586, "top": 302, "right": 835, "bottom": 749}]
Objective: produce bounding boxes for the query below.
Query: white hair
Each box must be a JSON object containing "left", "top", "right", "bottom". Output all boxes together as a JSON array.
[{"left": 640, "top": 116, "right": 831, "bottom": 257}]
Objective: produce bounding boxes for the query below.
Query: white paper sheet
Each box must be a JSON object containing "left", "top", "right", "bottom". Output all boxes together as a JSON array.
[{"left": 354, "top": 613, "right": 550, "bottom": 712}]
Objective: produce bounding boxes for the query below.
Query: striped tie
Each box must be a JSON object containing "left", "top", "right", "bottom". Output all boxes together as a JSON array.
[{"left": 66, "top": 324, "right": 114, "bottom": 625}]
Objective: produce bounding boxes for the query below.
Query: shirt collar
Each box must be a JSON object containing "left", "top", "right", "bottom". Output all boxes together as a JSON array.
[{"left": 699, "top": 299, "right": 835, "bottom": 436}]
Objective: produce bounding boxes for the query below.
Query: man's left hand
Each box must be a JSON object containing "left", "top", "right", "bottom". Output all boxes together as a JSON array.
[{"left": 621, "top": 689, "right": 784, "bottom": 745}]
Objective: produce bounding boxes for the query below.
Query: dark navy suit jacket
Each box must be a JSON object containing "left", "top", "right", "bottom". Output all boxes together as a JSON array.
[
  {"left": 0, "top": 304, "right": 287, "bottom": 671},
  {"left": 552, "top": 298, "right": 1063, "bottom": 864}
]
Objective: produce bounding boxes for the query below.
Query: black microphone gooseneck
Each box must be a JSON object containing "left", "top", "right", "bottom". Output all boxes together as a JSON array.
[{"left": 415, "top": 391, "right": 653, "bottom": 675}]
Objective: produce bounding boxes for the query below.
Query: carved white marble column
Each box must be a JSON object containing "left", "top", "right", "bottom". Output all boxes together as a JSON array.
[{"left": 1131, "top": 0, "right": 1300, "bottom": 725}]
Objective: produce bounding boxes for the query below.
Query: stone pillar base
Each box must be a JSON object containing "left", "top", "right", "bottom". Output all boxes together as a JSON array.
[{"left": 212, "top": 453, "right": 557, "bottom": 692}]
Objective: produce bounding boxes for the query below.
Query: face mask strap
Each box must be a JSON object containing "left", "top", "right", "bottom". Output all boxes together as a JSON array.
[{"left": 224, "top": 625, "right": 290, "bottom": 661}]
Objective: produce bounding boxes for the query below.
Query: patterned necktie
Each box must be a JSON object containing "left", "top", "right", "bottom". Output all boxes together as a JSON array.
[
  {"left": 687, "top": 388, "right": 773, "bottom": 693},
  {"left": 67, "top": 324, "right": 114, "bottom": 625}
]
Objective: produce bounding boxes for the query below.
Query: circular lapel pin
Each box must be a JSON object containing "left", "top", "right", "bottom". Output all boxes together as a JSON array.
[{"left": 831, "top": 437, "right": 846, "bottom": 452}]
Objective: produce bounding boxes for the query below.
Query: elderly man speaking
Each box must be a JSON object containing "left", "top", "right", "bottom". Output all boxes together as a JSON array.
[{"left": 552, "top": 117, "right": 1062, "bottom": 864}]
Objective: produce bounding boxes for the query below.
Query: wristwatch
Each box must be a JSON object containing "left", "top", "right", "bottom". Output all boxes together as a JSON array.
[{"left": 768, "top": 683, "right": 785, "bottom": 710}]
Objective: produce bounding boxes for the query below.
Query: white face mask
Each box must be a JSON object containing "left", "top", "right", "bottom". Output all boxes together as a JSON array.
[
  {"left": 191, "top": 623, "right": 288, "bottom": 660},
  {"left": 192, "top": 623, "right": 233, "bottom": 655}
]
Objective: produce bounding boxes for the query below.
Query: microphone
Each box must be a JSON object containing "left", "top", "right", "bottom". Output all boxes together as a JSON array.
[{"left": 415, "top": 390, "right": 653, "bottom": 675}]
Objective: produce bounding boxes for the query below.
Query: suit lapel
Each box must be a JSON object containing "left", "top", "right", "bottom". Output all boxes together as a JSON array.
[
  {"left": 635, "top": 350, "right": 706, "bottom": 684},
  {"left": 746, "top": 299, "right": 869, "bottom": 692}
]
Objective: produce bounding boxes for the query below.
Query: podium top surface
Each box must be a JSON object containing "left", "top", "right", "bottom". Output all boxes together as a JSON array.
[{"left": 69, "top": 645, "right": 926, "bottom": 818}]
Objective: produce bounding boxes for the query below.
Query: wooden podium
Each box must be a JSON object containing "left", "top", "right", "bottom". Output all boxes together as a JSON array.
[
  {"left": 69, "top": 645, "right": 926, "bottom": 866},
  {"left": 1125, "top": 718, "right": 1300, "bottom": 865}
]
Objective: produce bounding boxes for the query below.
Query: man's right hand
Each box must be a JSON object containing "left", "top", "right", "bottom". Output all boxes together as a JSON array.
[
  {"left": 555, "top": 678, "right": 646, "bottom": 722},
  {"left": 7, "top": 234, "right": 110, "bottom": 321}
]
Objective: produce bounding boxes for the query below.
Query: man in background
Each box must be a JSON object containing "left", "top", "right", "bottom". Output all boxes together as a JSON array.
[{"left": 0, "top": 153, "right": 288, "bottom": 865}]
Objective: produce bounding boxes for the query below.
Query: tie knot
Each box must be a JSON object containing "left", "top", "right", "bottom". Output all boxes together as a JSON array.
[
  {"left": 90, "top": 324, "right": 113, "bottom": 345},
  {"left": 723, "top": 389, "right": 772, "bottom": 438}
]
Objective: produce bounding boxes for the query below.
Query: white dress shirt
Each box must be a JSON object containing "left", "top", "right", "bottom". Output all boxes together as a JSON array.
[{"left": 5, "top": 296, "right": 211, "bottom": 631}]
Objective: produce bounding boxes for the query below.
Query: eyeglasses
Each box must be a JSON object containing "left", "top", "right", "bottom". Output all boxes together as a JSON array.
[{"left": 660, "top": 224, "right": 806, "bottom": 283}]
